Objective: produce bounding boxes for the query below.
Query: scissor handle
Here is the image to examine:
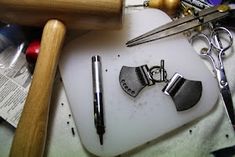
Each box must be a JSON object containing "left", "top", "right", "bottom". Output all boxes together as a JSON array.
[
  {"left": 190, "top": 33, "right": 215, "bottom": 62},
  {"left": 210, "top": 27, "right": 233, "bottom": 54}
]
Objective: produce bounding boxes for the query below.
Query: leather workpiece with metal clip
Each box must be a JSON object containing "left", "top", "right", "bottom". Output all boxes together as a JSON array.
[
  {"left": 119, "top": 65, "right": 155, "bottom": 97},
  {"left": 162, "top": 73, "right": 203, "bottom": 111},
  {"left": 119, "top": 60, "right": 203, "bottom": 111}
]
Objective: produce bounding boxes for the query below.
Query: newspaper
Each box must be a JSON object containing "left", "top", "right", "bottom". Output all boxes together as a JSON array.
[{"left": 0, "top": 44, "right": 31, "bottom": 128}]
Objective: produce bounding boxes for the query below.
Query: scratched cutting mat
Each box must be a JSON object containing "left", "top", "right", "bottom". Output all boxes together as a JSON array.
[{"left": 59, "top": 9, "right": 219, "bottom": 156}]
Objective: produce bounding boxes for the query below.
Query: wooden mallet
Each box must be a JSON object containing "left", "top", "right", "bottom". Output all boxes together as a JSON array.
[{"left": 0, "top": 0, "right": 124, "bottom": 156}]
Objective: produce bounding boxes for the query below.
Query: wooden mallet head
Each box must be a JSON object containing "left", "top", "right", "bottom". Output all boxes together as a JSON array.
[
  {"left": 0, "top": 0, "right": 123, "bottom": 29},
  {"left": 0, "top": 1, "right": 124, "bottom": 157}
]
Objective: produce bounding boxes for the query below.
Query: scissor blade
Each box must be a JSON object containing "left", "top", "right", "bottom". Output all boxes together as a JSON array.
[
  {"left": 126, "top": 5, "right": 231, "bottom": 47},
  {"left": 221, "top": 88, "right": 235, "bottom": 125}
]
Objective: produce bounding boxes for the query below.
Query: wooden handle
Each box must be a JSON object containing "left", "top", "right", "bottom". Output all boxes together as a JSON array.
[
  {"left": 0, "top": 0, "right": 124, "bottom": 30},
  {"left": 148, "top": 0, "right": 180, "bottom": 15},
  {"left": 9, "top": 19, "right": 66, "bottom": 157}
]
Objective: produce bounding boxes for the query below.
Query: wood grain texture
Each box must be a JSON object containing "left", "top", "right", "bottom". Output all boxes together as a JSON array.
[
  {"left": 9, "top": 19, "right": 66, "bottom": 157},
  {"left": 4, "top": 1, "right": 123, "bottom": 156},
  {"left": 0, "top": 0, "right": 124, "bottom": 29}
]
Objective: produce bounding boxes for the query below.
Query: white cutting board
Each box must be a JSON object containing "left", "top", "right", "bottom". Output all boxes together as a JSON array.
[{"left": 59, "top": 9, "right": 219, "bottom": 157}]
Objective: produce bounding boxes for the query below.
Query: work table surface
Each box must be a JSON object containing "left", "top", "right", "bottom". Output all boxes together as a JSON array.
[{"left": 1, "top": 0, "right": 235, "bottom": 157}]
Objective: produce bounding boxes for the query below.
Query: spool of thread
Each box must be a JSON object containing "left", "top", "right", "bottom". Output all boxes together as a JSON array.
[
  {"left": 26, "top": 40, "right": 40, "bottom": 65},
  {"left": 0, "top": 24, "right": 25, "bottom": 52},
  {"left": 25, "top": 40, "right": 40, "bottom": 73},
  {"left": 206, "top": 0, "right": 222, "bottom": 5}
]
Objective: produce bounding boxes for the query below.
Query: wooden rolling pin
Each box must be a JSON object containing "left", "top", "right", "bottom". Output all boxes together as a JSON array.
[{"left": 0, "top": 0, "right": 124, "bottom": 157}]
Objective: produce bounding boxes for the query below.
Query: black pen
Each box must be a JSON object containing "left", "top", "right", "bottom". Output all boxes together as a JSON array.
[{"left": 92, "top": 55, "right": 105, "bottom": 145}]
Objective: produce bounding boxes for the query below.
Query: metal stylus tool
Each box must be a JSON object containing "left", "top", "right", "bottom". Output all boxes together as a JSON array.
[{"left": 92, "top": 55, "right": 105, "bottom": 145}]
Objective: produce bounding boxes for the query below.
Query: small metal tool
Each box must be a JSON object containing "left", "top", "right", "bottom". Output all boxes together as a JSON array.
[
  {"left": 126, "top": 4, "right": 235, "bottom": 47},
  {"left": 191, "top": 27, "right": 235, "bottom": 126},
  {"left": 125, "top": 0, "right": 149, "bottom": 8},
  {"left": 92, "top": 55, "right": 105, "bottom": 145},
  {"left": 126, "top": 0, "right": 180, "bottom": 15}
]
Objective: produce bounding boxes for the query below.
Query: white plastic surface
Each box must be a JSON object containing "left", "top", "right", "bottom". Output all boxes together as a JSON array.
[{"left": 59, "top": 9, "right": 219, "bottom": 157}]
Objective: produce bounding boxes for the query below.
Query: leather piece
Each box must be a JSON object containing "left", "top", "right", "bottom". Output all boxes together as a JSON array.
[
  {"left": 163, "top": 74, "right": 203, "bottom": 111},
  {"left": 119, "top": 65, "right": 154, "bottom": 97}
]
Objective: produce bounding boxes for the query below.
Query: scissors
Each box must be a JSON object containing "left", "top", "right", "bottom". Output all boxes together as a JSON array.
[
  {"left": 191, "top": 27, "right": 235, "bottom": 126},
  {"left": 126, "top": 4, "right": 235, "bottom": 47}
]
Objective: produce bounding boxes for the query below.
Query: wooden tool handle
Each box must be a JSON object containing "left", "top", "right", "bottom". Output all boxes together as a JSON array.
[
  {"left": 9, "top": 19, "right": 66, "bottom": 157},
  {"left": 148, "top": 0, "right": 180, "bottom": 15},
  {"left": 0, "top": 0, "right": 124, "bottom": 30}
]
